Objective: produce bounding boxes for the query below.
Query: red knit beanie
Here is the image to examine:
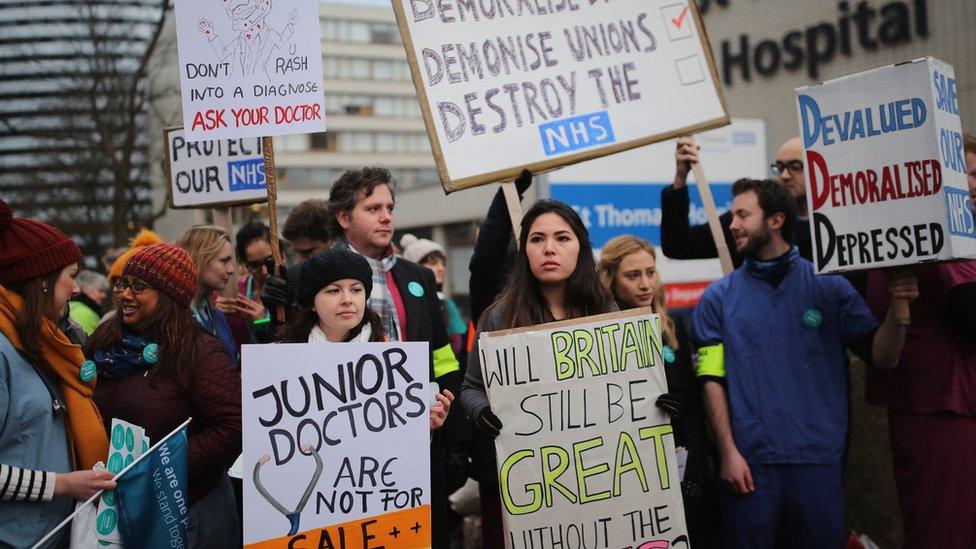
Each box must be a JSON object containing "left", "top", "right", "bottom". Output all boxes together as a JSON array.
[
  {"left": 0, "top": 198, "right": 83, "bottom": 284},
  {"left": 122, "top": 243, "right": 198, "bottom": 307}
]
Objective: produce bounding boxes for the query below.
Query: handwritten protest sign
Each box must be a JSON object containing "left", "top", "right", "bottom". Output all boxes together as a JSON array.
[
  {"left": 173, "top": 0, "right": 327, "bottom": 141},
  {"left": 242, "top": 342, "right": 432, "bottom": 548},
  {"left": 393, "top": 0, "right": 729, "bottom": 192},
  {"left": 164, "top": 127, "right": 268, "bottom": 208},
  {"left": 797, "top": 56, "right": 976, "bottom": 274},
  {"left": 480, "top": 309, "right": 688, "bottom": 549}
]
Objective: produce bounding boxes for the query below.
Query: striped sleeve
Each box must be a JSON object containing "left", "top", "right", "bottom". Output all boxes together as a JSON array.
[{"left": 0, "top": 463, "right": 56, "bottom": 502}]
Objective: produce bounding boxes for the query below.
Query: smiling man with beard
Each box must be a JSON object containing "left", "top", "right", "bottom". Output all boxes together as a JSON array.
[
  {"left": 690, "top": 178, "right": 918, "bottom": 548},
  {"left": 661, "top": 136, "right": 813, "bottom": 267}
]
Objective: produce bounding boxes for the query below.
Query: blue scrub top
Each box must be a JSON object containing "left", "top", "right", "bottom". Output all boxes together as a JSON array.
[{"left": 692, "top": 259, "right": 877, "bottom": 464}]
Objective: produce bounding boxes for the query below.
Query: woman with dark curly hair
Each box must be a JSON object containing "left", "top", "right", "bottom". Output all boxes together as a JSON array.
[{"left": 88, "top": 242, "right": 242, "bottom": 548}]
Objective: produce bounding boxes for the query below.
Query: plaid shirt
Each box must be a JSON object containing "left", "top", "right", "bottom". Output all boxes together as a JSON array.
[{"left": 335, "top": 240, "right": 401, "bottom": 340}]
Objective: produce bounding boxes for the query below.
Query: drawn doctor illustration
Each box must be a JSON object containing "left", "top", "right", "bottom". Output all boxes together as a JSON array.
[{"left": 198, "top": 0, "right": 299, "bottom": 80}]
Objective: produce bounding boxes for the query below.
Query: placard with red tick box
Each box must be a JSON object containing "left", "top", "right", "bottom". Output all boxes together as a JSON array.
[
  {"left": 662, "top": 2, "right": 694, "bottom": 41},
  {"left": 392, "top": 0, "right": 729, "bottom": 193}
]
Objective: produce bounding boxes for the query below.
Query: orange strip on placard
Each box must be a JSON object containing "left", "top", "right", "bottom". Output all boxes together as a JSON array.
[{"left": 246, "top": 505, "right": 431, "bottom": 549}]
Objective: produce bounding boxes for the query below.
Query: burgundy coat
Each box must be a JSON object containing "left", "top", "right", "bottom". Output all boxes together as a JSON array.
[{"left": 93, "top": 332, "right": 242, "bottom": 505}]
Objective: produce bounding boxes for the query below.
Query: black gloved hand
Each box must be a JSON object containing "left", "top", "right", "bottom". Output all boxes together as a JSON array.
[
  {"left": 514, "top": 169, "right": 533, "bottom": 195},
  {"left": 472, "top": 408, "right": 503, "bottom": 438},
  {"left": 656, "top": 393, "right": 681, "bottom": 418},
  {"left": 261, "top": 266, "right": 294, "bottom": 310},
  {"left": 681, "top": 478, "right": 703, "bottom": 505}
]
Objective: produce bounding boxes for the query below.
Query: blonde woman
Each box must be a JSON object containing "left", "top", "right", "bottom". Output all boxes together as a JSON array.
[
  {"left": 598, "top": 234, "right": 719, "bottom": 548},
  {"left": 176, "top": 225, "right": 239, "bottom": 361}
]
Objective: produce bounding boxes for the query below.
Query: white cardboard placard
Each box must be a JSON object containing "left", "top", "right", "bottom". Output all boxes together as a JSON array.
[
  {"left": 480, "top": 309, "right": 688, "bottom": 549},
  {"left": 164, "top": 127, "right": 268, "bottom": 209},
  {"left": 241, "top": 342, "right": 431, "bottom": 548},
  {"left": 173, "top": 0, "right": 327, "bottom": 141},
  {"left": 796, "top": 57, "right": 976, "bottom": 273},
  {"left": 393, "top": 0, "right": 729, "bottom": 192}
]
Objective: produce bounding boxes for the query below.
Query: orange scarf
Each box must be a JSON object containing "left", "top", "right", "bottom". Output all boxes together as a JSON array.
[{"left": 0, "top": 285, "right": 109, "bottom": 470}]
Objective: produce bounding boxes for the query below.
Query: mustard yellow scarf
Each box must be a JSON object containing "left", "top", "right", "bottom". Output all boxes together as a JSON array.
[{"left": 0, "top": 285, "right": 108, "bottom": 470}]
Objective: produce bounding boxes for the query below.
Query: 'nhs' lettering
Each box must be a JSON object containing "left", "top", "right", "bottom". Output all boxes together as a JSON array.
[
  {"left": 228, "top": 158, "right": 266, "bottom": 192},
  {"left": 539, "top": 111, "right": 616, "bottom": 156},
  {"left": 945, "top": 188, "right": 976, "bottom": 239}
]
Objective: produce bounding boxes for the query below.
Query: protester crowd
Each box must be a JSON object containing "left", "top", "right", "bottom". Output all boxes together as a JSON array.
[{"left": 0, "top": 130, "right": 974, "bottom": 549}]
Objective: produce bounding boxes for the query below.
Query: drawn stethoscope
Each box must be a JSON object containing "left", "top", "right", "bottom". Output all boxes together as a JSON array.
[{"left": 252, "top": 444, "right": 324, "bottom": 536}]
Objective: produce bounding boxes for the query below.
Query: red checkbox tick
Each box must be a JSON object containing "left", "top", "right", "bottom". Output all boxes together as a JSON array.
[{"left": 672, "top": 5, "right": 690, "bottom": 29}]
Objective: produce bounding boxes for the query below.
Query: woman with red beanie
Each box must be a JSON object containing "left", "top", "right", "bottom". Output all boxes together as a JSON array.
[
  {"left": 87, "top": 242, "right": 242, "bottom": 548},
  {"left": 0, "top": 199, "right": 114, "bottom": 548}
]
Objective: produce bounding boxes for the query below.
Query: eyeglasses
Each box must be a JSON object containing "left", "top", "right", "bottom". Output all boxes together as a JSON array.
[
  {"left": 771, "top": 160, "right": 804, "bottom": 175},
  {"left": 114, "top": 279, "right": 155, "bottom": 295},
  {"left": 244, "top": 256, "right": 273, "bottom": 274}
]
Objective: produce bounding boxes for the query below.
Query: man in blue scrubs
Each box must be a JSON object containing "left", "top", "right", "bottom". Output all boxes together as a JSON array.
[{"left": 692, "top": 179, "right": 918, "bottom": 547}]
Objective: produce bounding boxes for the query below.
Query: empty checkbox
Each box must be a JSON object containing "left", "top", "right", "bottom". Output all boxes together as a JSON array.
[{"left": 675, "top": 54, "right": 705, "bottom": 86}]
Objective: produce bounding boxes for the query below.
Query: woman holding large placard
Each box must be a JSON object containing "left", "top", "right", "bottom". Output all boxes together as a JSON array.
[
  {"left": 460, "top": 199, "right": 617, "bottom": 544},
  {"left": 279, "top": 247, "right": 454, "bottom": 430},
  {"left": 598, "top": 234, "right": 720, "bottom": 548}
]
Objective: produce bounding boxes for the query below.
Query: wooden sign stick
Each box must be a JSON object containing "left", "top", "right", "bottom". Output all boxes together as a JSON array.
[
  {"left": 502, "top": 181, "right": 524, "bottom": 249},
  {"left": 692, "top": 161, "right": 735, "bottom": 275},
  {"left": 262, "top": 136, "right": 286, "bottom": 323}
]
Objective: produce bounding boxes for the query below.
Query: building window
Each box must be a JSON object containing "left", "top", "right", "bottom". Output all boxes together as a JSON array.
[
  {"left": 276, "top": 134, "right": 308, "bottom": 152},
  {"left": 370, "top": 22, "right": 399, "bottom": 45},
  {"left": 376, "top": 133, "right": 396, "bottom": 153},
  {"left": 372, "top": 60, "right": 394, "bottom": 80},
  {"left": 310, "top": 132, "right": 337, "bottom": 151},
  {"left": 351, "top": 59, "right": 370, "bottom": 79}
]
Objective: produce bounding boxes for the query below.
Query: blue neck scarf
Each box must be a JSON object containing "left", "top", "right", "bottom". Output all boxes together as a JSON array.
[
  {"left": 92, "top": 333, "right": 156, "bottom": 379},
  {"left": 744, "top": 245, "right": 799, "bottom": 282}
]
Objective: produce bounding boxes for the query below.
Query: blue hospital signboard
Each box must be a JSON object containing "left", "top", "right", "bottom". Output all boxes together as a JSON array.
[
  {"left": 551, "top": 182, "right": 733, "bottom": 249},
  {"left": 550, "top": 119, "right": 766, "bottom": 308},
  {"left": 164, "top": 127, "right": 269, "bottom": 208}
]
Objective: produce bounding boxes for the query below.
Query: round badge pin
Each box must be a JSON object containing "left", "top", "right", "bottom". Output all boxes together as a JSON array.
[
  {"left": 111, "top": 424, "right": 124, "bottom": 449},
  {"left": 80, "top": 360, "right": 97, "bottom": 382},
  {"left": 96, "top": 509, "right": 117, "bottom": 536},
  {"left": 662, "top": 346, "right": 676, "bottom": 364},
  {"left": 803, "top": 309, "right": 823, "bottom": 328},
  {"left": 408, "top": 281, "right": 425, "bottom": 297},
  {"left": 142, "top": 342, "right": 159, "bottom": 364}
]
